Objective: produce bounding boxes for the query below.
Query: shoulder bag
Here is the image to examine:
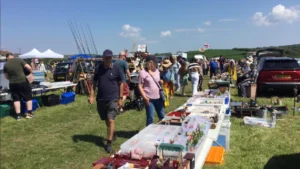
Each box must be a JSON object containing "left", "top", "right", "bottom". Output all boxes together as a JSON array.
[{"left": 148, "top": 72, "right": 167, "bottom": 102}]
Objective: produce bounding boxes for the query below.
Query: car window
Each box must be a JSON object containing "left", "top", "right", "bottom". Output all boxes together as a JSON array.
[
  {"left": 56, "top": 64, "right": 70, "bottom": 69},
  {"left": 263, "top": 60, "right": 300, "bottom": 69}
]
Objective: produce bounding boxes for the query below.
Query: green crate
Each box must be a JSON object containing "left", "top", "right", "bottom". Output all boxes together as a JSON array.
[
  {"left": 34, "top": 96, "right": 43, "bottom": 107},
  {"left": 0, "top": 104, "right": 11, "bottom": 118}
]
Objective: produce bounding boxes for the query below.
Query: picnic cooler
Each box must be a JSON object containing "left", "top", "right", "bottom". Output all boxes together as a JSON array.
[
  {"left": 0, "top": 104, "right": 11, "bottom": 118},
  {"left": 21, "top": 99, "right": 38, "bottom": 113},
  {"left": 33, "top": 71, "right": 45, "bottom": 82},
  {"left": 42, "top": 94, "right": 60, "bottom": 106},
  {"left": 60, "top": 92, "right": 76, "bottom": 104}
]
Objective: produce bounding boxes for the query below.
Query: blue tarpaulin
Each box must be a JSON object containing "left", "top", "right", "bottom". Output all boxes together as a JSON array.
[{"left": 68, "top": 54, "right": 92, "bottom": 60}]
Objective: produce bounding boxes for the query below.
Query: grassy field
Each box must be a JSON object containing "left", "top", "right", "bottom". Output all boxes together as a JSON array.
[{"left": 1, "top": 76, "right": 300, "bottom": 169}]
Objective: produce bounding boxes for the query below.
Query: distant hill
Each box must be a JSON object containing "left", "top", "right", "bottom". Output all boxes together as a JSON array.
[{"left": 155, "top": 44, "right": 300, "bottom": 61}]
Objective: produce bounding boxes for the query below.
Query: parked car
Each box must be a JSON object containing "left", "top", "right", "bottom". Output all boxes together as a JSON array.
[
  {"left": 53, "top": 62, "right": 74, "bottom": 82},
  {"left": 256, "top": 57, "right": 300, "bottom": 94},
  {"left": 256, "top": 48, "right": 284, "bottom": 62}
]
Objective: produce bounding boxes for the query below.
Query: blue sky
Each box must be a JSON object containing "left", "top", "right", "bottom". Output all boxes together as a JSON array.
[{"left": 1, "top": 0, "right": 300, "bottom": 55}]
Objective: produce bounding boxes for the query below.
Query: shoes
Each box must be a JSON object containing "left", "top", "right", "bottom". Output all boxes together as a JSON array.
[
  {"left": 105, "top": 144, "right": 113, "bottom": 153},
  {"left": 16, "top": 116, "right": 22, "bottom": 121},
  {"left": 25, "top": 114, "right": 32, "bottom": 119},
  {"left": 29, "top": 113, "right": 35, "bottom": 118}
]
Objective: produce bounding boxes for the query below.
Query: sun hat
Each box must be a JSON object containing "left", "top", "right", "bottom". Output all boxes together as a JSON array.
[
  {"left": 103, "top": 49, "right": 113, "bottom": 57},
  {"left": 162, "top": 59, "right": 172, "bottom": 68}
]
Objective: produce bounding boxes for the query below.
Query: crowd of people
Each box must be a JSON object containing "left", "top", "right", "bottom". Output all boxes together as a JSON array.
[{"left": 3, "top": 49, "right": 258, "bottom": 154}]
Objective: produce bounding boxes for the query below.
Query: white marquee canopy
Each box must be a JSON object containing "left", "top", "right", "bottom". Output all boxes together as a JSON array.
[
  {"left": 19, "top": 48, "right": 42, "bottom": 59},
  {"left": 37, "top": 49, "right": 64, "bottom": 58}
]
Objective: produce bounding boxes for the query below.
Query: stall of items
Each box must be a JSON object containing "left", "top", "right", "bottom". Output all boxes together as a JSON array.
[
  {"left": 92, "top": 91, "right": 231, "bottom": 169},
  {"left": 0, "top": 81, "right": 77, "bottom": 118}
]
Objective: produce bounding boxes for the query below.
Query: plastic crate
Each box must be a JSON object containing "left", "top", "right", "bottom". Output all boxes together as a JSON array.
[
  {"left": 60, "top": 92, "right": 76, "bottom": 104},
  {"left": 213, "top": 121, "right": 231, "bottom": 151},
  {"left": 205, "top": 146, "right": 225, "bottom": 165},
  {"left": 21, "top": 99, "right": 38, "bottom": 114},
  {"left": 42, "top": 94, "right": 60, "bottom": 106},
  {"left": 0, "top": 104, "right": 11, "bottom": 118},
  {"left": 224, "top": 108, "right": 231, "bottom": 122},
  {"left": 34, "top": 96, "right": 43, "bottom": 107}
]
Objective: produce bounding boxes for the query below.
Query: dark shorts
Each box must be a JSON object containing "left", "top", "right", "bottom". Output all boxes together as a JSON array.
[
  {"left": 97, "top": 100, "right": 120, "bottom": 120},
  {"left": 9, "top": 82, "right": 32, "bottom": 102}
]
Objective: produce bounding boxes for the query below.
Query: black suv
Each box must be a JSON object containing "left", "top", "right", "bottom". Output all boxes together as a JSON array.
[{"left": 53, "top": 62, "right": 73, "bottom": 82}]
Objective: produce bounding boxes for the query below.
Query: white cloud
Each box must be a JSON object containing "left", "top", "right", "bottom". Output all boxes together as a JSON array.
[
  {"left": 160, "top": 31, "right": 171, "bottom": 37},
  {"left": 120, "top": 24, "right": 145, "bottom": 40},
  {"left": 251, "top": 4, "right": 300, "bottom": 26},
  {"left": 175, "top": 28, "right": 205, "bottom": 32},
  {"left": 120, "top": 24, "right": 158, "bottom": 43},
  {"left": 251, "top": 12, "right": 271, "bottom": 26},
  {"left": 198, "top": 28, "right": 205, "bottom": 32},
  {"left": 204, "top": 21, "right": 211, "bottom": 26},
  {"left": 218, "top": 18, "right": 238, "bottom": 22}
]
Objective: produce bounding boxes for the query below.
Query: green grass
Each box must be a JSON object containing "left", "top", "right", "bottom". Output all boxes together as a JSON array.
[{"left": 1, "top": 77, "right": 300, "bottom": 169}]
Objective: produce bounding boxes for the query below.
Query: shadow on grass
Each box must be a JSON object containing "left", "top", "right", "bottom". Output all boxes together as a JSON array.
[
  {"left": 72, "top": 131, "right": 138, "bottom": 148},
  {"left": 264, "top": 153, "right": 300, "bottom": 169},
  {"left": 174, "top": 93, "right": 190, "bottom": 97},
  {"left": 72, "top": 135, "right": 106, "bottom": 148},
  {"left": 115, "top": 130, "right": 139, "bottom": 139}
]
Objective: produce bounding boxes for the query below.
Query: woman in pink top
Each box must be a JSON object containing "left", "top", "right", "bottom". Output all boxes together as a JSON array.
[{"left": 138, "top": 55, "right": 165, "bottom": 126}]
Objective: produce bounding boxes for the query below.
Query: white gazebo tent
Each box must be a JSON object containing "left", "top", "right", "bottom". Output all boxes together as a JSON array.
[
  {"left": 19, "top": 48, "right": 42, "bottom": 58},
  {"left": 38, "top": 49, "right": 64, "bottom": 58}
]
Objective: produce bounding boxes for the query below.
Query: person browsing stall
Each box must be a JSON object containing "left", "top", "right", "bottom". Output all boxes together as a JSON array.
[
  {"left": 114, "top": 51, "right": 131, "bottom": 111},
  {"left": 3, "top": 53, "right": 34, "bottom": 120},
  {"left": 238, "top": 64, "right": 258, "bottom": 97},
  {"left": 88, "top": 49, "right": 124, "bottom": 153},
  {"left": 161, "top": 60, "right": 172, "bottom": 107},
  {"left": 188, "top": 58, "right": 202, "bottom": 96},
  {"left": 138, "top": 55, "right": 165, "bottom": 126}
]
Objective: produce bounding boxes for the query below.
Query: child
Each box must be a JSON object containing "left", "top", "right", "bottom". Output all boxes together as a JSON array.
[{"left": 216, "top": 86, "right": 229, "bottom": 97}]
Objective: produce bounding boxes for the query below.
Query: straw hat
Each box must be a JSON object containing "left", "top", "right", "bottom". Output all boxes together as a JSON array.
[
  {"left": 162, "top": 59, "right": 172, "bottom": 68},
  {"left": 246, "top": 56, "right": 253, "bottom": 63}
]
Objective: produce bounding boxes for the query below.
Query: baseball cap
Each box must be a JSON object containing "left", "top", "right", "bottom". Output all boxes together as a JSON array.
[
  {"left": 103, "top": 49, "right": 113, "bottom": 57},
  {"left": 145, "top": 55, "right": 157, "bottom": 64}
]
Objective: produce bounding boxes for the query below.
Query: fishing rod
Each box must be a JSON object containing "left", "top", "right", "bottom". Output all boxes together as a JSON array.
[
  {"left": 68, "top": 20, "right": 82, "bottom": 54},
  {"left": 85, "top": 22, "right": 96, "bottom": 55},
  {"left": 80, "top": 21, "right": 91, "bottom": 55},
  {"left": 74, "top": 20, "right": 86, "bottom": 55},
  {"left": 86, "top": 23, "right": 98, "bottom": 55}
]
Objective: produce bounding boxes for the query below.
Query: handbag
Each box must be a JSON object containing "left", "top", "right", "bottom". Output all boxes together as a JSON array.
[{"left": 148, "top": 72, "right": 167, "bottom": 102}]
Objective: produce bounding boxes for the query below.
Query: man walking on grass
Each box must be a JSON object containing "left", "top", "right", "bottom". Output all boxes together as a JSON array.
[
  {"left": 4, "top": 53, "right": 34, "bottom": 121},
  {"left": 114, "top": 51, "right": 131, "bottom": 111},
  {"left": 88, "top": 49, "right": 124, "bottom": 153}
]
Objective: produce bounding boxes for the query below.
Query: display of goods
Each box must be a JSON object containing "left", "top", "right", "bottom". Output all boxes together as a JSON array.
[
  {"left": 243, "top": 116, "right": 276, "bottom": 128},
  {"left": 185, "top": 105, "right": 222, "bottom": 117},
  {"left": 121, "top": 125, "right": 182, "bottom": 158},
  {"left": 92, "top": 156, "right": 149, "bottom": 169}
]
